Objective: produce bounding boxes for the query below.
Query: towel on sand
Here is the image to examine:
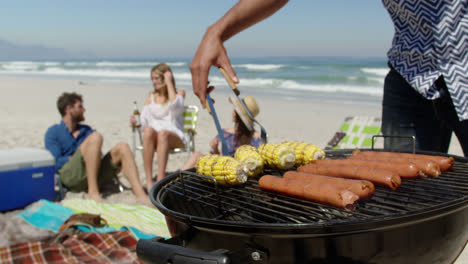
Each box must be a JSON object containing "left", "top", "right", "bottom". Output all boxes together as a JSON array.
[
  {"left": 16, "top": 199, "right": 75, "bottom": 232},
  {"left": 62, "top": 199, "right": 170, "bottom": 238},
  {"left": 17, "top": 200, "right": 158, "bottom": 239}
]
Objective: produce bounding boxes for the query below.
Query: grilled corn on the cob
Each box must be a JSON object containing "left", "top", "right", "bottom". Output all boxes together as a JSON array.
[
  {"left": 196, "top": 154, "right": 249, "bottom": 186},
  {"left": 258, "top": 143, "right": 296, "bottom": 170},
  {"left": 234, "top": 145, "right": 264, "bottom": 177},
  {"left": 283, "top": 141, "right": 326, "bottom": 165},
  {"left": 302, "top": 143, "right": 326, "bottom": 163}
]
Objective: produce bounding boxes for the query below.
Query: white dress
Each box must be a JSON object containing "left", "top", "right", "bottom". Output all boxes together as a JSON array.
[{"left": 140, "top": 94, "right": 187, "bottom": 147}]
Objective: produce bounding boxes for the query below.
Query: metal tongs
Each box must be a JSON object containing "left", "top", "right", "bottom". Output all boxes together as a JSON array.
[{"left": 206, "top": 68, "right": 268, "bottom": 156}]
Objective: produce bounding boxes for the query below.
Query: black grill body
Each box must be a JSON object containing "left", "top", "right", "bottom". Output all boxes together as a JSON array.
[{"left": 138, "top": 150, "right": 468, "bottom": 264}]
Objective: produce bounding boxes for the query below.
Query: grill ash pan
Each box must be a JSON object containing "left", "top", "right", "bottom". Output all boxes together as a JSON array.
[{"left": 138, "top": 149, "right": 468, "bottom": 264}]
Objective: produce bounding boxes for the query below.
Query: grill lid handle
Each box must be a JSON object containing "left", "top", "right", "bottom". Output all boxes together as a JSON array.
[{"left": 137, "top": 237, "right": 230, "bottom": 264}]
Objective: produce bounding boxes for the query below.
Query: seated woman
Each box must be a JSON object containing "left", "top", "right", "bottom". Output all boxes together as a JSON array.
[
  {"left": 183, "top": 95, "right": 264, "bottom": 169},
  {"left": 131, "top": 63, "right": 186, "bottom": 190}
]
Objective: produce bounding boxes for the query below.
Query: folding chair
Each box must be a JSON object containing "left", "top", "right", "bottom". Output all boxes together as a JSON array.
[
  {"left": 325, "top": 116, "right": 382, "bottom": 149},
  {"left": 131, "top": 105, "right": 199, "bottom": 158}
]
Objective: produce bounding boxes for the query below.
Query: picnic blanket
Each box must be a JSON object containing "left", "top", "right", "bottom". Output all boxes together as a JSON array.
[
  {"left": 0, "top": 230, "right": 142, "bottom": 264},
  {"left": 62, "top": 199, "right": 170, "bottom": 238}
]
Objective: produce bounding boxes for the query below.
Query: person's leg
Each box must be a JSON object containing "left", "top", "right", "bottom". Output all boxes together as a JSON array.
[
  {"left": 451, "top": 118, "right": 468, "bottom": 157},
  {"left": 155, "top": 130, "right": 185, "bottom": 182},
  {"left": 453, "top": 121, "right": 468, "bottom": 157},
  {"left": 142, "top": 127, "right": 158, "bottom": 190},
  {"left": 108, "top": 142, "right": 148, "bottom": 200},
  {"left": 58, "top": 149, "right": 89, "bottom": 192},
  {"left": 381, "top": 68, "right": 451, "bottom": 153},
  {"left": 433, "top": 78, "right": 468, "bottom": 157},
  {"left": 182, "top": 151, "right": 203, "bottom": 170},
  {"left": 79, "top": 132, "right": 104, "bottom": 202}
]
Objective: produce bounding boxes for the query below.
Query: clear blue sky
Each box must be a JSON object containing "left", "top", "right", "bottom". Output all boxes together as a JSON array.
[{"left": 0, "top": 0, "right": 394, "bottom": 59}]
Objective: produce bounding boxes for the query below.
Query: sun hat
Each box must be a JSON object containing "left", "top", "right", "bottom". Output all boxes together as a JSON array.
[{"left": 229, "top": 95, "right": 260, "bottom": 131}]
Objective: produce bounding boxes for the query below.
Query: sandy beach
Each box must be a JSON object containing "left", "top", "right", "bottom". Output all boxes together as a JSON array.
[{"left": 0, "top": 75, "right": 466, "bottom": 262}]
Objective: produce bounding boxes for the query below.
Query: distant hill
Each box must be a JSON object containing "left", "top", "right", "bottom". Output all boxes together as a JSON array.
[{"left": 0, "top": 38, "right": 95, "bottom": 60}]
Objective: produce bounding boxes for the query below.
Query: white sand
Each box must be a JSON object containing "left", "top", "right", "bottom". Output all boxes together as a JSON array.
[{"left": 0, "top": 76, "right": 466, "bottom": 261}]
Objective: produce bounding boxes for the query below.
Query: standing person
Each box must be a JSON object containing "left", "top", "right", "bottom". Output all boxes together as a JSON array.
[
  {"left": 182, "top": 95, "right": 264, "bottom": 169},
  {"left": 130, "top": 63, "right": 186, "bottom": 189},
  {"left": 189, "top": 0, "right": 468, "bottom": 157},
  {"left": 380, "top": 1, "right": 468, "bottom": 156},
  {"left": 45, "top": 92, "right": 148, "bottom": 203}
]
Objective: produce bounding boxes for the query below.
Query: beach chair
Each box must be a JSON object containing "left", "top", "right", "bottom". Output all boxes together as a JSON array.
[
  {"left": 131, "top": 105, "right": 199, "bottom": 158},
  {"left": 325, "top": 116, "right": 382, "bottom": 149}
]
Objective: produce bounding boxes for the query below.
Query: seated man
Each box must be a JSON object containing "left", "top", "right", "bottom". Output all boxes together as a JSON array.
[{"left": 45, "top": 92, "right": 148, "bottom": 203}]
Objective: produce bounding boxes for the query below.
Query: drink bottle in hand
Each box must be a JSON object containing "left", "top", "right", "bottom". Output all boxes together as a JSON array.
[{"left": 133, "top": 101, "right": 141, "bottom": 128}]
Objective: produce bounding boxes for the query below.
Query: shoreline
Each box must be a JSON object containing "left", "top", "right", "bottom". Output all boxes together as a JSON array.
[
  {"left": 0, "top": 73, "right": 384, "bottom": 104},
  {"left": 0, "top": 75, "right": 463, "bottom": 156}
]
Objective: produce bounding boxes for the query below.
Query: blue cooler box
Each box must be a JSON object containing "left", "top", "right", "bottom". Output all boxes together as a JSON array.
[{"left": 0, "top": 148, "right": 55, "bottom": 211}]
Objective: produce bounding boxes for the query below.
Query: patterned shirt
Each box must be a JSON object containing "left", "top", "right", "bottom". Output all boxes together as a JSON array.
[{"left": 383, "top": 0, "right": 468, "bottom": 121}]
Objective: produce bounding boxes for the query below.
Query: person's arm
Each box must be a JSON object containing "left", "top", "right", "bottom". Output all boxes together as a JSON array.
[
  {"left": 165, "top": 71, "right": 178, "bottom": 103},
  {"left": 139, "top": 105, "right": 149, "bottom": 130},
  {"left": 190, "top": 0, "right": 289, "bottom": 107},
  {"left": 209, "top": 136, "right": 220, "bottom": 154},
  {"left": 44, "top": 126, "right": 68, "bottom": 173}
]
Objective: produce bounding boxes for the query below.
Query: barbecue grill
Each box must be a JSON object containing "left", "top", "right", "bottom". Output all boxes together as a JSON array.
[{"left": 137, "top": 149, "right": 468, "bottom": 264}]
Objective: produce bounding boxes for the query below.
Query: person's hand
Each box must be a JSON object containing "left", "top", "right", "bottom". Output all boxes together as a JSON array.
[
  {"left": 209, "top": 137, "right": 220, "bottom": 154},
  {"left": 129, "top": 115, "right": 136, "bottom": 126},
  {"left": 177, "top": 89, "right": 186, "bottom": 98},
  {"left": 164, "top": 70, "right": 173, "bottom": 85},
  {"left": 190, "top": 27, "right": 238, "bottom": 108}
]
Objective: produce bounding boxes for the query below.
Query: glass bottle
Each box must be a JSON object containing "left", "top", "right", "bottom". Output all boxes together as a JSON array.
[{"left": 133, "top": 101, "right": 141, "bottom": 128}]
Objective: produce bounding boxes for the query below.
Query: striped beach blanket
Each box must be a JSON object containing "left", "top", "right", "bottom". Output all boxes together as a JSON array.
[{"left": 61, "top": 199, "right": 170, "bottom": 238}]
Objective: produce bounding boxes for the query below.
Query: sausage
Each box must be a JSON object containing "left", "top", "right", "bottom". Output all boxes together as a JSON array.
[
  {"left": 258, "top": 175, "right": 359, "bottom": 210},
  {"left": 310, "top": 159, "right": 420, "bottom": 178},
  {"left": 297, "top": 163, "right": 401, "bottom": 190},
  {"left": 352, "top": 150, "right": 454, "bottom": 171},
  {"left": 283, "top": 171, "right": 375, "bottom": 200},
  {"left": 349, "top": 153, "right": 441, "bottom": 177}
]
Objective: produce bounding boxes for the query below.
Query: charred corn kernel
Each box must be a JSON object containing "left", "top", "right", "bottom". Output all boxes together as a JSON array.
[
  {"left": 234, "top": 145, "right": 264, "bottom": 177},
  {"left": 283, "top": 141, "right": 326, "bottom": 165},
  {"left": 258, "top": 143, "right": 296, "bottom": 170},
  {"left": 196, "top": 154, "right": 249, "bottom": 186}
]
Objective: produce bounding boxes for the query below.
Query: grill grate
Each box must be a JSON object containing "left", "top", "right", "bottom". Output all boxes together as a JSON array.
[{"left": 156, "top": 151, "right": 468, "bottom": 225}]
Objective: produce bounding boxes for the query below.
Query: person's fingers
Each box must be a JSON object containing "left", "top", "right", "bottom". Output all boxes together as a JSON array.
[
  {"left": 189, "top": 61, "right": 200, "bottom": 104},
  {"left": 206, "top": 86, "right": 216, "bottom": 105},
  {"left": 198, "top": 66, "right": 210, "bottom": 106},
  {"left": 218, "top": 51, "right": 238, "bottom": 83},
  {"left": 190, "top": 64, "right": 209, "bottom": 108},
  {"left": 206, "top": 85, "right": 215, "bottom": 94}
]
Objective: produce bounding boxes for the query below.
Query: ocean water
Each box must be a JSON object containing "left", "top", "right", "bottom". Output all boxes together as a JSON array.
[{"left": 0, "top": 57, "right": 388, "bottom": 104}]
